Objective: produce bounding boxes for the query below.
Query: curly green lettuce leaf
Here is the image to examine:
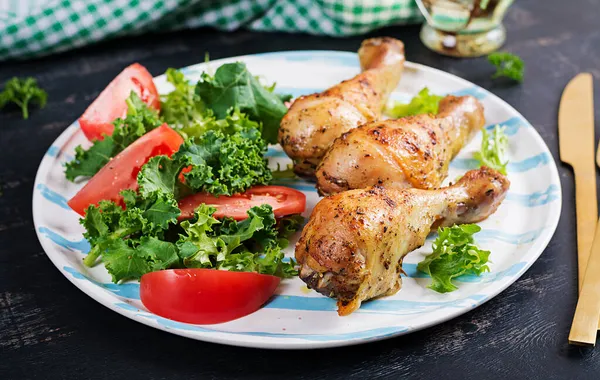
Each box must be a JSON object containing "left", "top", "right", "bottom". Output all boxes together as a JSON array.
[
  {"left": 195, "top": 62, "right": 288, "bottom": 144},
  {"left": 417, "top": 224, "right": 491, "bottom": 293},
  {"left": 65, "top": 92, "right": 162, "bottom": 181},
  {"left": 81, "top": 190, "right": 180, "bottom": 267},
  {"left": 176, "top": 107, "right": 261, "bottom": 141},
  {"left": 276, "top": 214, "right": 305, "bottom": 247},
  {"left": 176, "top": 204, "right": 223, "bottom": 268},
  {"left": 473, "top": 125, "right": 509, "bottom": 175},
  {"left": 488, "top": 52, "right": 524, "bottom": 82},
  {"left": 159, "top": 68, "right": 206, "bottom": 128},
  {"left": 64, "top": 137, "right": 115, "bottom": 180},
  {"left": 190, "top": 128, "right": 270, "bottom": 195},
  {"left": 386, "top": 87, "right": 443, "bottom": 118},
  {"left": 0, "top": 77, "right": 47, "bottom": 119},
  {"left": 139, "top": 127, "right": 271, "bottom": 199},
  {"left": 103, "top": 237, "right": 179, "bottom": 283},
  {"left": 137, "top": 155, "right": 187, "bottom": 199},
  {"left": 177, "top": 204, "right": 297, "bottom": 278}
]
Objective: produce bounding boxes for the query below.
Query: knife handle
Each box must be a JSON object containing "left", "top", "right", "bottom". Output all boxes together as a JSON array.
[
  {"left": 573, "top": 164, "right": 598, "bottom": 291},
  {"left": 569, "top": 215, "right": 600, "bottom": 345}
]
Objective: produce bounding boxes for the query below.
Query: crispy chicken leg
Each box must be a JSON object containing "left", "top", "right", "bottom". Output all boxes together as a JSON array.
[
  {"left": 296, "top": 167, "right": 510, "bottom": 316},
  {"left": 316, "top": 95, "right": 485, "bottom": 196},
  {"left": 279, "top": 37, "right": 405, "bottom": 177}
]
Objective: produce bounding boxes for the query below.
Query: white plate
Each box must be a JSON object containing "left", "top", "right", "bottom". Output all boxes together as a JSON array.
[{"left": 33, "top": 51, "right": 562, "bottom": 349}]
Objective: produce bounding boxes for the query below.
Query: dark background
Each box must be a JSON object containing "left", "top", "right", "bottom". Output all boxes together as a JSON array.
[{"left": 2, "top": 0, "right": 600, "bottom": 379}]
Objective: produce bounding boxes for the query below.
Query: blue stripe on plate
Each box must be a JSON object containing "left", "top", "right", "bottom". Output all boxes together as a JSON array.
[
  {"left": 39, "top": 227, "right": 90, "bottom": 253},
  {"left": 46, "top": 145, "right": 73, "bottom": 161},
  {"left": 265, "top": 148, "right": 289, "bottom": 158},
  {"left": 114, "top": 302, "right": 408, "bottom": 341},
  {"left": 270, "top": 182, "right": 317, "bottom": 193},
  {"left": 485, "top": 116, "right": 528, "bottom": 136},
  {"left": 450, "top": 152, "right": 551, "bottom": 172},
  {"left": 63, "top": 266, "right": 140, "bottom": 299},
  {"left": 46, "top": 146, "right": 60, "bottom": 157},
  {"left": 450, "top": 86, "right": 488, "bottom": 99},
  {"left": 476, "top": 228, "right": 544, "bottom": 244},
  {"left": 64, "top": 261, "right": 490, "bottom": 317},
  {"left": 505, "top": 185, "right": 560, "bottom": 207},
  {"left": 264, "top": 294, "right": 485, "bottom": 315},
  {"left": 179, "top": 66, "right": 201, "bottom": 76},
  {"left": 36, "top": 184, "right": 71, "bottom": 210}
]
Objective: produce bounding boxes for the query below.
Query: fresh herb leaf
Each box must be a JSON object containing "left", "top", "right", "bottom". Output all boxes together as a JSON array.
[
  {"left": 112, "top": 93, "right": 163, "bottom": 148},
  {"left": 0, "top": 77, "right": 47, "bottom": 119},
  {"left": 255, "top": 246, "right": 295, "bottom": 277},
  {"left": 386, "top": 87, "right": 443, "bottom": 118},
  {"left": 195, "top": 62, "right": 288, "bottom": 144},
  {"left": 271, "top": 163, "right": 297, "bottom": 180},
  {"left": 141, "top": 195, "right": 181, "bottom": 231},
  {"left": 137, "top": 155, "right": 187, "bottom": 199},
  {"left": 184, "top": 128, "right": 270, "bottom": 195},
  {"left": 256, "top": 75, "right": 292, "bottom": 103},
  {"left": 102, "top": 239, "right": 154, "bottom": 283},
  {"left": 474, "top": 125, "right": 509, "bottom": 175},
  {"left": 140, "top": 127, "right": 272, "bottom": 199},
  {"left": 179, "top": 107, "right": 261, "bottom": 141},
  {"left": 277, "top": 93, "right": 293, "bottom": 103},
  {"left": 65, "top": 92, "right": 162, "bottom": 181},
  {"left": 277, "top": 214, "right": 304, "bottom": 239},
  {"left": 487, "top": 52, "right": 524, "bottom": 82},
  {"left": 81, "top": 190, "right": 180, "bottom": 267},
  {"left": 64, "top": 137, "right": 115, "bottom": 181},
  {"left": 103, "top": 237, "right": 179, "bottom": 283},
  {"left": 177, "top": 204, "right": 297, "bottom": 277},
  {"left": 276, "top": 214, "right": 304, "bottom": 248},
  {"left": 417, "top": 224, "right": 491, "bottom": 293},
  {"left": 159, "top": 68, "right": 205, "bottom": 128}
]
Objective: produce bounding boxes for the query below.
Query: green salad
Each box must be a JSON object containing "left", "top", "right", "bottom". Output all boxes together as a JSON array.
[{"left": 65, "top": 61, "right": 303, "bottom": 284}]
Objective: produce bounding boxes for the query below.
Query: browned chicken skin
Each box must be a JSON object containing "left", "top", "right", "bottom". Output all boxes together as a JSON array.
[
  {"left": 295, "top": 167, "right": 510, "bottom": 316},
  {"left": 316, "top": 95, "right": 485, "bottom": 196},
  {"left": 278, "top": 37, "right": 405, "bottom": 177}
]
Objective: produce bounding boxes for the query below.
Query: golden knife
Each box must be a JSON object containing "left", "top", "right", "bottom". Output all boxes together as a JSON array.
[
  {"left": 558, "top": 73, "right": 597, "bottom": 292},
  {"left": 568, "top": 142, "right": 600, "bottom": 346}
]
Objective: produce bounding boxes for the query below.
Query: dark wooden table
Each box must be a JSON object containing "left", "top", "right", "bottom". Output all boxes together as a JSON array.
[{"left": 2, "top": 0, "right": 599, "bottom": 378}]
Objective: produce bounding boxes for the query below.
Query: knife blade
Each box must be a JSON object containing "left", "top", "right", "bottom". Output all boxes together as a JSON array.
[{"left": 558, "top": 73, "right": 597, "bottom": 292}]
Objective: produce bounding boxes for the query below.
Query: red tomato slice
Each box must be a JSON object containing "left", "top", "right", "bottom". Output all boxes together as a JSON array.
[
  {"left": 79, "top": 63, "right": 160, "bottom": 141},
  {"left": 68, "top": 124, "right": 183, "bottom": 216},
  {"left": 140, "top": 269, "right": 280, "bottom": 325},
  {"left": 178, "top": 185, "right": 306, "bottom": 221}
]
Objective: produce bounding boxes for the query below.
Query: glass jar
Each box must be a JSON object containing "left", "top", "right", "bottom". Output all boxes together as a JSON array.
[{"left": 415, "top": 0, "right": 515, "bottom": 57}]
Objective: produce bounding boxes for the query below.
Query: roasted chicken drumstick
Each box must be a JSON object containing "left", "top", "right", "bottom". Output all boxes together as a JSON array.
[
  {"left": 296, "top": 167, "right": 510, "bottom": 316},
  {"left": 316, "top": 95, "right": 485, "bottom": 196},
  {"left": 279, "top": 37, "right": 405, "bottom": 177}
]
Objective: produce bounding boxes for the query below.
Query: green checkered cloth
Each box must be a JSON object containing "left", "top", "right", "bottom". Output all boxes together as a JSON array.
[{"left": 0, "top": 0, "right": 423, "bottom": 61}]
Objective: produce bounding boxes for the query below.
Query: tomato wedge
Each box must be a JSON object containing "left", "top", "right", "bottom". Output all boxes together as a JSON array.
[
  {"left": 68, "top": 124, "right": 183, "bottom": 216},
  {"left": 79, "top": 63, "right": 160, "bottom": 141},
  {"left": 140, "top": 269, "right": 280, "bottom": 325},
  {"left": 178, "top": 185, "right": 306, "bottom": 221}
]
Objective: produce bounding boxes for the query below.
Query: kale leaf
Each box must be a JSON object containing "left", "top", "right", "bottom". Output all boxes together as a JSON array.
[{"left": 195, "top": 62, "right": 288, "bottom": 144}]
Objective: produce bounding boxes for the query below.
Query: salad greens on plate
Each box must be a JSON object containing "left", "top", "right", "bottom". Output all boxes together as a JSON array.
[{"left": 65, "top": 61, "right": 303, "bottom": 285}]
